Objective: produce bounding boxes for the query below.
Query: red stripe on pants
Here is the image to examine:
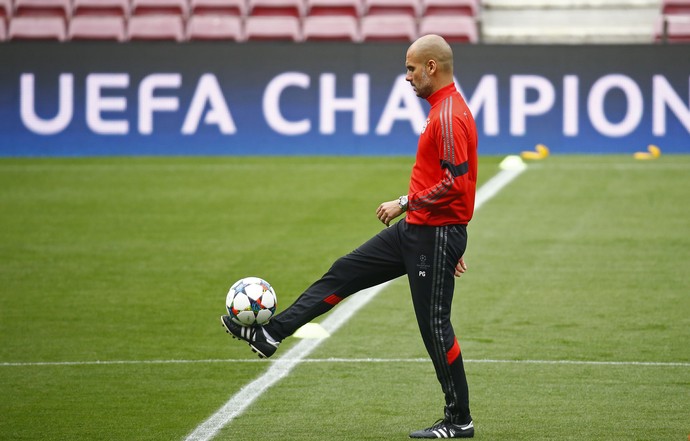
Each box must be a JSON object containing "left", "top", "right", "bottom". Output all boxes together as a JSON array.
[
  {"left": 324, "top": 294, "right": 342, "bottom": 306},
  {"left": 447, "top": 337, "right": 461, "bottom": 365}
]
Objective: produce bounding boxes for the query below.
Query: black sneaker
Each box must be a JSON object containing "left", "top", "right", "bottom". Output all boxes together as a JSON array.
[
  {"left": 220, "top": 315, "right": 279, "bottom": 359},
  {"left": 409, "top": 419, "right": 474, "bottom": 439}
]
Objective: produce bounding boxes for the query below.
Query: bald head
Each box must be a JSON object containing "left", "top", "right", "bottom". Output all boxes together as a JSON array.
[
  {"left": 409, "top": 34, "right": 454, "bottom": 75},
  {"left": 405, "top": 34, "right": 454, "bottom": 98}
]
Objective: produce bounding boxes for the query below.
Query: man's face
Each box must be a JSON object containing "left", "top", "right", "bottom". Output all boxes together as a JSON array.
[{"left": 405, "top": 50, "right": 432, "bottom": 99}]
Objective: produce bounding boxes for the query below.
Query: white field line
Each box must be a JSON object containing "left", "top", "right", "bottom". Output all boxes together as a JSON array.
[
  {"left": 3, "top": 358, "right": 689, "bottom": 368},
  {"left": 182, "top": 162, "right": 528, "bottom": 441},
  {"left": 184, "top": 282, "right": 390, "bottom": 441}
]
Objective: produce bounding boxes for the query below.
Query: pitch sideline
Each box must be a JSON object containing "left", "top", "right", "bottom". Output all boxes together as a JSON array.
[{"left": 184, "top": 160, "right": 527, "bottom": 441}]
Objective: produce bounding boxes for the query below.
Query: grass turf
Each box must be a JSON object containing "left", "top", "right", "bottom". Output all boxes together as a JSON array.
[{"left": 0, "top": 155, "right": 688, "bottom": 440}]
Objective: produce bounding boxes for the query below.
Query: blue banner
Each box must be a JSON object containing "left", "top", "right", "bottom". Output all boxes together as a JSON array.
[{"left": 1, "top": 43, "right": 688, "bottom": 156}]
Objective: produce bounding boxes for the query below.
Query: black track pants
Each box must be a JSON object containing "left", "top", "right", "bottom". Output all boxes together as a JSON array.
[{"left": 265, "top": 219, "right": 472, "bottom": 424}]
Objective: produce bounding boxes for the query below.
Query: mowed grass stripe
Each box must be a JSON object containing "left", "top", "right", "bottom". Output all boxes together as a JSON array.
[{"left": 4, "top": 358, "right": 689, "bottom": 367}]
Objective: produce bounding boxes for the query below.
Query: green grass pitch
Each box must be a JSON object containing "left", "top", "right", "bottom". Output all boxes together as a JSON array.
[{"left": 0, "top": 155, "right": 688, "bottom": 440}]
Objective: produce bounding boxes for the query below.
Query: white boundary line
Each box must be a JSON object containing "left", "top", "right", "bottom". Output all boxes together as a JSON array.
[
  {"left": 185, "top": 282, "right": 391, "bottom": 441},
  {"left": 183, "top": 162, "right": 528, "bottom": 441},
  {"left": 3, "top": 358, "right": 689, "bottom": 368}
]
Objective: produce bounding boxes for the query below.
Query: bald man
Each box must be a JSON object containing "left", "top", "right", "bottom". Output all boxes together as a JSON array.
[{"left": 222, "top": 34, "right": 478, "bottom": 438}]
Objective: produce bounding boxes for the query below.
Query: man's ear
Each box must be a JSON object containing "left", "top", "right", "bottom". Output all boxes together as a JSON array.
[{"left": 427, "top": 59, "right": 437, "bottom": 75}]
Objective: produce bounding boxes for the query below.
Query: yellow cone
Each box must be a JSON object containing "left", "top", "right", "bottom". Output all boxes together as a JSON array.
[
  {"left": 520, "top": 144, "right": 550, "bottom": 160},
  {"left": 647, "top": 144, "right": 661, "bottom": 158},
  {"left": 633, "top": 152, "right": 654, "bottom": 160},
  {"left": 633, "top": 144, "right": 661, "bottom": 160}
]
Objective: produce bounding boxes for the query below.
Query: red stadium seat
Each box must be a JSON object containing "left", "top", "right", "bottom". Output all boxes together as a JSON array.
[
  {"left": 662, "top": 0, "right": 690, "bottom": 15},
  {"left": 69, "top": 15, "right": 126, "bottom": 41},
  {"left": 72, "top": 0, "right": 130, "bottom": 17},
  {"left": 667, "top": 15, "right": 690, "bottom": 41},
  {"left": 657, "top": 14, "right": 690, "bottom": 42},
  {"left": 190, "top": 0, "right": 247, "bottom": 16},
  {"left": 364, "top": 0, "right": 420, "bottom": 17},
  {"left": 421, "top": 0, "right": 477, "bottom": 17},
  {"left": 8, "top": 15, "right": 67, "bottom": 40},
  {"left": 248, "top": 0, "right": 304, "bottom": 17},
  {"left": 244, "top": 15, "right": 302, "bottom": 40},
  {"left": 14, "top": 0, "right": 71, "bottom": 19},
  {"left": 302, "top": 15, "right": 359, "bottom": 41},
  {"left": 0, "top": 0, "right": 11, "bottom": 19},
  {"left": 419, "top": 15, "right": 477, "bottom": 43},
  {"left": 360, "top": 14, "right": 416, "bottom": 41},
  {"left": 306, "top": 0, "right": 361, "bottom": 17},
  {"left": 128, "top": 15, "right": 186, "bottom": 40},
  {"left": 187, "top": 14, "right": 244, "bottom": 40},
  {"left": 131, "top": 0, "right": 189, "bottom": 17}
]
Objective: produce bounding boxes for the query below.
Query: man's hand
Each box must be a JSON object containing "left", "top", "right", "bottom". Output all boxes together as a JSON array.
[
  {"left": 454, "top": 257, "right": 468, "bottom": 277},
  {"left": 376, "top": 200, "right": 404, "bottom": 226}
]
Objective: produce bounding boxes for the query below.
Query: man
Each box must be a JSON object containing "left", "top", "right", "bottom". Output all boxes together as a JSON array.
[{"left": 221, "top": 34, "right": 478, "bottom": 439}]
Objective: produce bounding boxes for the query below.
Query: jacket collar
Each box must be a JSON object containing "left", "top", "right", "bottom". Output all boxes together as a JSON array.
[{"left": 427, "top": 83, "right": 457, "bottom": 107}]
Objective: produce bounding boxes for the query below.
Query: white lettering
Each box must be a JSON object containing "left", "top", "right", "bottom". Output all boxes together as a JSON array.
[
  {"left": 138, "top": 73, "right": 181, "bottom": 135},
  {"left": 182, "top": 74, "right": 236, "bottom": 135},
  {"left": 510, "top": 75, "right": 555, "bottom": 136},
  {"left": 462, "top": 75, "right": 499, "bottom": 136},
  {"left": 375, "top": 74, "right": 426, "bottom": 135},
  {"left": 263, "top": 72, "right": 311, "bottom": 136},
  {"left": 20, "top": 73, "right": 73, "bottom": 135},
  {"left": 86, "top": 73, "right": 129, "bottom": 135},
  {"left": 588, "top": 74, "right": 643, "bottom": 137},
  {"left": 320, "top": 73, "right": 369, "bottom": 135},
  {"left": 563, "top": 75, "right": 579, "bottom": 136},
  {"left": 653, "top": 75, "right": 690, "bottom": 136}
]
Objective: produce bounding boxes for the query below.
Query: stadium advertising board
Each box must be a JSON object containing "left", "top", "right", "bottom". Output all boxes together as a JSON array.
[{"left": 0, "top": 43, "right": 688, "bottom": 156}]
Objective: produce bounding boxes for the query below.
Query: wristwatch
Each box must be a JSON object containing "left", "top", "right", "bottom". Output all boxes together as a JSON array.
[{"left": 398, "top": 195, "right": 409, "bottom": 212}]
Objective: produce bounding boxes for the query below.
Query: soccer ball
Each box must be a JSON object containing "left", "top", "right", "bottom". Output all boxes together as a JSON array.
[{"left": 226, "top": 277, "right": 278, "bottom": 326}]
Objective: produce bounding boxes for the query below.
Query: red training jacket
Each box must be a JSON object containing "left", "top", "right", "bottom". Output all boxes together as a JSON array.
[{"left": 406, "top": 83, "right": 478, "bottom": 226}]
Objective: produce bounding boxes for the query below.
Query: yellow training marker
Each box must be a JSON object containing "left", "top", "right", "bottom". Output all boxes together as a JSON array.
[
  {"left": 633, "top": 144, "right": 662, "bottom": 160},
  {"left": 520, "top": 143, "right": 550, "bottom": 160}
]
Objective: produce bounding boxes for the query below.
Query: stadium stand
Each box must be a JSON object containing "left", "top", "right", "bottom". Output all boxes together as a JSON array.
[
  {"left": 131, "top": 0, "right": 188, "bottom": 17},
  {"left": 186, "top": 13, "right": 243, "bottom": 40},
  {"left": 128, "top": 14, "right": 185, "bottom": 40},
  {"left": 360, "top": 13, "right": 417, "bottom": 41},
  {"left": 421, "top": 0, "right": 477, "bottom": 17},
  {"left": 0, "top": 0, "right": 11, "bottom": 18},
  {"left": 190, "top": 0, "right": 246, "bottom": 16},
  {"left": 364, "top": 0, "right": 420, "bottom": 17},
  {"left": 662, "top": 0, "right": 690, "bottom": 14},
  {"left": 72, "top": 0, "right": 129, "bottom": 17},
  {"left": 481, "top": 0, "right": 662, "bottom": 43},
  {"left": 248, "top": 0, "right": 304, "bottom": 17},
  {"left": 244, "top": 15, "right": 302, "bottom": 40},
  {"left": 69, "top": 14, "right": 126, "bottom": 40},
  {"left": 305, "top": 0, "right": 361, "bottom": 17},
  {"left": 657, "top": 0, "right": 690, "bottom": 41},
  {"left": 14, "top": 0, "right": 70, "bottom": 19},
  {"left": 419, "top": 15, "right": 477, "bottom": 42},
  {"left": 303, "top": 14, "right": 359, "bottom": 40},
  {"left": 0, "top": 0, "right": 679, "bottom": 43},
  {"left": 656, "top": 12, "right": 690, "bottom": 41},
  {"left": 8, "top": 15, "right": 66, "bottom": 39}
]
